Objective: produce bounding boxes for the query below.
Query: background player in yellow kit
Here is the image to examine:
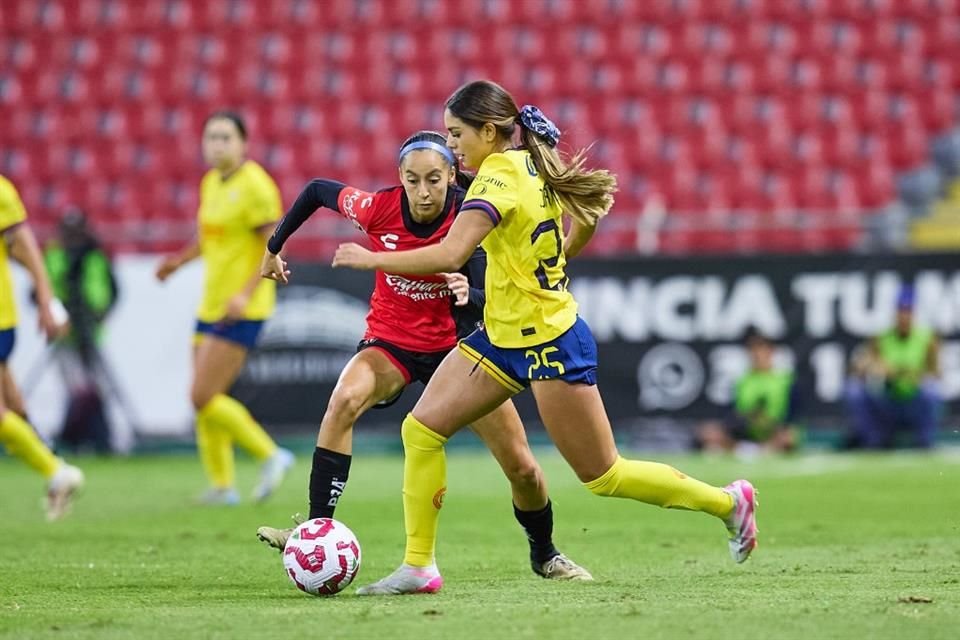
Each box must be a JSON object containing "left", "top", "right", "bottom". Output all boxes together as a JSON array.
[
  {"left": 0, "top": 174, "right": 84, "bottom": 521},
  {"left": 334, "top": 81, "right": 759, "bottom": 594},
  {"left": 155, "top": 111, "right": 294, "bottom": 504}
]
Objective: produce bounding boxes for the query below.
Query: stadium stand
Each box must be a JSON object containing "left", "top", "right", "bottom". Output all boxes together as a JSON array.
[{"left": 1, "top": 0, "right": 959, "bottom": 256}]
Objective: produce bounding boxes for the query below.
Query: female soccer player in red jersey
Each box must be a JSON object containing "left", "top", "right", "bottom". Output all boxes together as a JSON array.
[
  {"left": 334, "top": 82, "right": 758, "bottom": 595},
  {"left": 257, "top": 131, "right": 590, "bottom": 588}
]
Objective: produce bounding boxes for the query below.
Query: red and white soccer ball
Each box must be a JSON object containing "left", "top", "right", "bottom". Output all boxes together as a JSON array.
[{"left": 282, "top": 518, "right": 361, "bottom": 596}]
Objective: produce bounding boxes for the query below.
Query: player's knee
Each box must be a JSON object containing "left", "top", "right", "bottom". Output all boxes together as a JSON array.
[
  {"left": 190, "top": 386, "right": 215, "bottom": 411},
  {"left": 583, "top": 458, "right": 622, "bottom": 497},
  {"left": 504, "top": 456, "right": 542, "bottom": 492},
  {"left": 327, "top": 385, "right": 369, "bottom": 423}
]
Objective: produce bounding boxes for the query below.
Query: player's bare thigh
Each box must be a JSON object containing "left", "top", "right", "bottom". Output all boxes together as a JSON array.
[
  {"left": 317, "top": 348, "right": 408, "bottom": 452},
  {"left": 531, "top": 379, "right": 619, "bottom": 483},
  {"left": 190, "top": 334, "right": 249, "bottom": 409},
  {"left": 411, "top": 348, "right": 514, "bottom": 438},
  {"left": 0, "top": 364, "right": 26, "bottom": 417}
]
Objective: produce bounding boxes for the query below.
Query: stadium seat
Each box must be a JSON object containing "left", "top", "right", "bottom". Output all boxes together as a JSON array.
[{"left": 4, "top": 0, "right": 958, "bottom": 257}]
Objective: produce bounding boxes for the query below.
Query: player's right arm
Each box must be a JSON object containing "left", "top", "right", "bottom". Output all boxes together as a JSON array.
[
  {"left": 155, "top": 241, "right": 200, "bottom": 282},
  {"left": 262, "top": 179, "right": 377, "bottom": 283},
  {"left": 5, "top": 224, "right": 62, "bottom": 339}
]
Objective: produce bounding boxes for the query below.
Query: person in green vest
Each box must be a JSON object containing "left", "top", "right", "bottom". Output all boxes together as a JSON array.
[
  {"left": 44, "top": 209, "right": 118, "bottom": 453},
  {"left": 696, "top": 331, "right": 800, "bottom": 456},
  {"left": 843, "top": 285, "right": 940, "bottom": 449}
]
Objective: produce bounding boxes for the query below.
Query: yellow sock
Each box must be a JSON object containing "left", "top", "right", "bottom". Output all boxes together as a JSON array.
[
  {"left": 400, "top": 413, "right": 448, "bottom": 567},
  {"left": 196, "top": 412, "right": 235, "bottom": 489},
  {"left": 585, "top": 456, "right": 734, "bottom": 519},
  {"left": 199, "top": 394, "right": 277, "bottom": 462},
  {"left": 0, "top": 410, "right": 60, "bottom": 479}
]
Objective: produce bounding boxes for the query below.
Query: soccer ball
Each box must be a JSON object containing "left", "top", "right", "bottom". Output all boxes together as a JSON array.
[{"left": 282, "top": 518, "right": 362, "bottom": 596}]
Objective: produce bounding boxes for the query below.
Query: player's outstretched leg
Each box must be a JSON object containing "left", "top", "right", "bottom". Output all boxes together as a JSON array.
[{"left": 533, "top": 380, "right": 759, "bottom": 564}]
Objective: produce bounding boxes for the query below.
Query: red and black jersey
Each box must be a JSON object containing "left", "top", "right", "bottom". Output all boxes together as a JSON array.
[
  {"left": 270, "top": 178, "right": 473, "bottom": 353},
  {"left": 338, "top": 184, "right": 465, "bottom": 352}
]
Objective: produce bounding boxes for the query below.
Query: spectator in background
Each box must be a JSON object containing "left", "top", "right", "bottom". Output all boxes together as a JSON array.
[
  {"left": 44, "top": 209, "right": 118, "bottom": 454},
  {"left": 696, "top": 331, "right": 800, "bottom": 457},
  {"left": 843, "top": 286, "right": 940, "bottom": 449}
]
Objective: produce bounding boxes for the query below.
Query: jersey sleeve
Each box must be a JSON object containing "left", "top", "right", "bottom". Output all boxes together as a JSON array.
[
  {"left": 246, "top": 171, "right": 283, "bottom": 229},
  {"left": 0, "top": 176, "right": 28, "bottom": 233},
  {"left": 337, "top": 186, "right": 380, "bottom": 232},
  {"left": 459, "top": 153, "right": 518, "bottom": 227}
]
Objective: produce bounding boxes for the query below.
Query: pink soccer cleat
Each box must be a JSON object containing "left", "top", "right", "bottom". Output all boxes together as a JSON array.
[
  {"left": 355, "top": 563, "right": 443, "bottom": 596},
  {"left": 723, "top": 479, "right": 758, "bottom": 563}
]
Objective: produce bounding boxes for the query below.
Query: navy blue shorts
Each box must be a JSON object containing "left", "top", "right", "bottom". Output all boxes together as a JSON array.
[
  {"left": 195, "top": 319, "right": 264, "bottom": 350},
  {"left": 0, "top": 328, "right": 14, "bottom": 363},
  {"left": 458, "top": 316, "right": 598, "bottom": 394}
]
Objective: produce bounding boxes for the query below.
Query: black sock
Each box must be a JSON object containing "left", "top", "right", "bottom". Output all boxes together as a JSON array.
[
  {"left": 308, "top": 446, "right": 352, "bottom": 519},
  {"left": 514, "top": 500, "right": 559, "bottom": 565}
]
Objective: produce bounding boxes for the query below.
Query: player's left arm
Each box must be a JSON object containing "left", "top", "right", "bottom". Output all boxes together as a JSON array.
[
  {"left": 563, "top": 216, "right": 596, "bottom": 259},
  {"left": 334, "top": 210, "right": 494, "bottom": 274}
]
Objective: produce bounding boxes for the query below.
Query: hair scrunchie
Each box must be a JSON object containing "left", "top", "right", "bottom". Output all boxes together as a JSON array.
[{"left": 517, "top": 105, "right": 561, "bottom": 148}]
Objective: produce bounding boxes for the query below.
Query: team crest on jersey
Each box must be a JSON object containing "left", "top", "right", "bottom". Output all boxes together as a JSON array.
[{"left": 341, "top": 190, "right": 370, "bottom": 232}]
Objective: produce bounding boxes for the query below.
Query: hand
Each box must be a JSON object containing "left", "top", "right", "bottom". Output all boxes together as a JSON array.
[
  {"left": 224, "top": 292, "right": 250, "bottom": 321},
  {"left": 39, "top": 297, "right": 70, "bottom": 341},
  {"left": 332, "top": 243, "right": 377, "bottom": 270},
  {"left": 155, "top": 255, "right": 181, "bottom": 282},
  {"left": 442, "top": 272, "right": 470, "bottom": 306},
  {"left": 261, "top": 251, "right": 290, "bottom": 284}
]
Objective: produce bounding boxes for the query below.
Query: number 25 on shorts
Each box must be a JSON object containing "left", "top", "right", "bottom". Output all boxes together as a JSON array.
[{"left": 525, "top": 346, "right": 566, "bottom": 380}]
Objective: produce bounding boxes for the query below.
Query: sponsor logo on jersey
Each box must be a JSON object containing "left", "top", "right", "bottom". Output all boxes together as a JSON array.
[
  {"left": 475, "top": 174, "right": 507, "bottom": 189},
  {"left": 384, "top": 274, "right": 451, "bottom": 302}
]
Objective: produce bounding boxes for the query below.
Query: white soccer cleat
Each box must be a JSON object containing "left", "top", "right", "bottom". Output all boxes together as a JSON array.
[
  {"left": 256, "top": 513, "right": 305, "bottom": 551},
  {"left": 533, "top": 553, "right": 594, "bottom": 581},
  {"left": 355, "top": 563, "right": 444, "bottom": 596},
  {"left": 723, "top": 479, "right": 759, "bottom": 563},
  {"left": 195, "top": 487, "right": 240, "bottom": 506},
  {"left": 252, "top": 448, "right": 295, "bottom": 502},
  {"left": 46, "top": 463, "right": 84, "bottom": 521}
]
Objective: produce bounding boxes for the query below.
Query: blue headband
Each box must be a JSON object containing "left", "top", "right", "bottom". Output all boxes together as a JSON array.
[{"left": 398, "top": 140, "right": 456, "bottom": 165}]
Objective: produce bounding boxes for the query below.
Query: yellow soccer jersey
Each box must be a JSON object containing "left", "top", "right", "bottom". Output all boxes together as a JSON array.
[
  {"left": 460, "top": 150, "right": 577, "bottom": 348},
  {"left": 0, "top": 175, "right": 28, "bottom": 330},
  {"left": 197, "top": 160, "right": 281, "bottom": 323}
]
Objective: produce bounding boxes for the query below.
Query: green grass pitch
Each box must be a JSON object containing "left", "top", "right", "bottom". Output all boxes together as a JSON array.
[{"left": 1, "top": 450, "right": 958, "bottom": 639}]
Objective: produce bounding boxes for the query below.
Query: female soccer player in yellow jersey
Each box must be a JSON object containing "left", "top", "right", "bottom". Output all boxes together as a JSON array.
[
  {"left": 0, "top": 174, "right": 84, "bottom": 520},
  {"left": 334, "top": 81, "right": 759, "bottom": 594},
  {"left": 156, "top": 111, "right": 294, "bottom": 504},
  {"left": 256, "top": 131, "right": 590, "bottom": 585}
]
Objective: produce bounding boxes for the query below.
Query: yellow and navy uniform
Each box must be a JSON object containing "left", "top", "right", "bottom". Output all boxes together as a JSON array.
[
  {"left": 458, "top": 150, "right": 576, "bottom": 348},
  {"left": 0, "top": 175, "right": 63, "bottom": 479},
  {"left": 0, "top": 175, "right": 28, "bottom": 334},
  {"left": 457, "top": 151, "right": 596, "bottom": 392},
  {"left": 197, "top": 160, "right": 281, "bottom": 324}
]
